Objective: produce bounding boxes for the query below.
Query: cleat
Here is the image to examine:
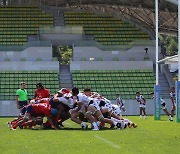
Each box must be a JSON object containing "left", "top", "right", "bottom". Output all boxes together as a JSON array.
[
  {"left": 6, "top": 122, "right": 11, "bottom": 128},
  {"left": 116, "top": 122, "right": 121, "bottom": 129},
  {"left": 110, "top": 124, "right": 115, "bottom": 129},
  {"left": 19, "top": 125, "right": 23, "bottom": 129},
  {"left": 169, "top": 118, "right": 173, "bottom": 122},
  {"left": 10, "top": 127, "right": 16, "bottom": 130},
  {"left": 92, "top": 127, "right": 99, "bottom": 131},
  {"left": 127, "top": 122, "right": 131, "bottom": 128},
  {"left": 81, "top": 124, "right": 88, "bottom": 130},
  {"left": 132, "top": 123, "right": 138, "bottom": 128}
]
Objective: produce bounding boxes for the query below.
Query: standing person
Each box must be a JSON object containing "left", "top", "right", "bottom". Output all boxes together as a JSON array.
[
  {"left": 34, "top": 83, "right": 50, "bottom": 101},
  {"left": 150, "top": 92, "right": 172, "bottom": 121},
  {"left": 16, "top": 82, "right": 28, "bottom": 111},
  {"left": 136, "top": 91, "right": 146, "bottom": 119},
  {"left": 170, "top": 86, "right": 176, "bottom": 121},
  {"left": 116, "top": 94, "right": 127, "bottom": 116}
]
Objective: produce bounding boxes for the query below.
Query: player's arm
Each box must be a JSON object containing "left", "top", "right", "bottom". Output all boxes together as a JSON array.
[
  {"left": 74, "top": 102, "right": 82, "bottom": 112},
  {"left": 53, "top": 97, "right": 61, "bottom": 102},
  {"left": 16, "top": 96, "right": 21, "bottom": 109},
  {"left": 46, "top": 116, "right": 58, "bottom": 130},
  {"left": 33, "top": 90, "right": 37, "bottom": 99},
  {"left": 142, "top": 98, "right": 146, "bottom": 104}
]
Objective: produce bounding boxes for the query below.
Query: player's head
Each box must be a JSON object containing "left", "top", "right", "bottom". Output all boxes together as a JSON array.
[
  {"left": 170, "top": 86, "right": 175, "bottom": 93},
  {"left": 116, "top": 94, "right": 120, "bottom": 97},
  {"left": 150, "top": 92, "right": 154, "bottom": 99},
  {"left": 72, "top": 87, "right": 79, "bottom": 96},
  {"left": 20, "top": 82, "right": 26, "bottom": 89},
  {"left": 136, "top": 91, "right": 140, "bottom": 96},
  {"left": 84, "top": 88, "right": 91, "bottom": 96},
  {"left": 36, "top": 83, "right": 44, "bottom": 89},
  {"left": 35, "top": 116, "right": 43, "bottom": 125}
]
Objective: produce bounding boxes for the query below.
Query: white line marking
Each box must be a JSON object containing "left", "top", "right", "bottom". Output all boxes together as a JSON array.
[{"left": 94, "top": 135, "right": 120, "bottom": 149}]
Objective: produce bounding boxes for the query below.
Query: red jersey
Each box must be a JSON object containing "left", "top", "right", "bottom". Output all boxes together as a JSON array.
[
  {"left": 32, "top": 103, "right": 51, "bottom": 117},
  {"left": 34, "top": 88, "right": 50, "bottom": 100}
]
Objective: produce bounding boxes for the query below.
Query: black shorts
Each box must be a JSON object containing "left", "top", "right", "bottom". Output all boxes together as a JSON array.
[{"left": 18, "top": 101, "right": 28, "bottom": 108}]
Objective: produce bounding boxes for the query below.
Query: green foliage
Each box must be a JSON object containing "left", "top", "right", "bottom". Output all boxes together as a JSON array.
[
  {"left": 1, "top": 116, "right": 180, "bottom": 154},
  {"left": 159, "top": 34, "right": 178, "bottom": 56},
  {"left": 4, "top": 57, "right": 10, "bottom": 61},
  {"left": 58, "top": 45, "right": 72, "bottom": 65}
]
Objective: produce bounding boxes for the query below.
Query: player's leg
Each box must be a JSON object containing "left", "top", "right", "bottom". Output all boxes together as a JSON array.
[
  {"left": 85, "top": 105, "right": 99, "bottom": 130},
  {"left": 139, "top": 107, "right": 142, "bottom": 119},
  {"left": 94, "top": 110, "right": 122, "bottom": 129},
  {"left": 163, "top": 108, "right": 173, "bottom": 121},
  {"left": 171, "top": 105, "right": 176, "bottom": 119},
  {"left": 142, "top": 107, "right": 146, "bottom": 119}
]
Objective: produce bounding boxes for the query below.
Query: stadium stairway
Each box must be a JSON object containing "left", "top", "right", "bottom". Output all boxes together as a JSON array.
[
  {"left": 40, "top": 5, "right": 65, "bottom": 26},
  {"left": 59, "top": 65, "right": 73, "bottom": 90},
  {"left": 159, "top": 73, "right": 170, "bottom": 99}
]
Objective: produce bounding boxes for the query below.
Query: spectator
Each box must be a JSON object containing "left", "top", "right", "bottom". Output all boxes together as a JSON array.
[
  {"left": 16, "top": 82, "right": 28, "bottom": 111},
  {"left": 34, "top": 83, "right": 50, "bottom": 101}
]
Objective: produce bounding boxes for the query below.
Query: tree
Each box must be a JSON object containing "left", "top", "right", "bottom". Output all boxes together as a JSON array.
[
  {"left": 57, "top": 45, "right": 72, "bottom": 65},
  {"left": 159, "top": 34, "right": 177, "bottom": 56},
  {"left": 167, "top": 39, "right": 178, "bottom": 56}
]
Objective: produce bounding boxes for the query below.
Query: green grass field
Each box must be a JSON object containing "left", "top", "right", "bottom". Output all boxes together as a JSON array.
[{"left": 0, "top": 116, "right": 180, "bottom": 154}]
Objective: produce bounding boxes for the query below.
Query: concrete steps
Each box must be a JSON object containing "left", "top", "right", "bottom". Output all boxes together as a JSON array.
[
  {"left": 159, "top": 73, "right": 170, "bottom": 99},
  {"left": 59, "top": 65, "right": 73, "bottom": 89}
]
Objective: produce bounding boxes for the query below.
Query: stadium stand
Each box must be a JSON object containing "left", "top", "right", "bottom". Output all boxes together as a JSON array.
[
  {"left": 0, "top": 6, "right": 53, "bottom": 45},
  {"left": 0, "top": 70, "right": 59, "bottom": 100},
  {"left": 64, "top": 12, "right": 150, "bottom": 45},
  {"left": 72, "top": 70, "right": 155, "bottom": 100}
]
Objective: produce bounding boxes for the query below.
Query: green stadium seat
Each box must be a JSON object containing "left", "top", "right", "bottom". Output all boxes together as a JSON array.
[
  {"left": 71, "top": 70, "right": 155, "bottom": 100},
  {"left": 0, "top": 70, "right": 59, "bottom": 100}
]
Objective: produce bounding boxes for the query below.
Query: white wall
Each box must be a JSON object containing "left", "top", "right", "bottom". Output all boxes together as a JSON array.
[
  {"left": 73, "top": 46, "right": 159, "bottom": 62},
  {"left": 0, "top": 47, "right": 52, "bottom": 61},
  {"left": 0, "top": 99, "right": 172, "bottom": 116},
  {"left": 70, "top": 61, "right": 153, "bottom": 71},
  {"left": 0, "top": 61, "right": 59, "bottom": 71}
]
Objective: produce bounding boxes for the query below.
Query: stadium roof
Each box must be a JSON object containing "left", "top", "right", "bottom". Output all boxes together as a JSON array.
[
  {"left": 158, "top": 55, "right": 178, "bottom": 64},
  {"left": 31, "top": 0, "right": 178, "bottom": 36}
]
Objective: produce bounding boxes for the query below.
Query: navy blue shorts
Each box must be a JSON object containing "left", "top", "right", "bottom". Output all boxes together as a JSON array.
[
  {"left": 26, "top": 105, "right": 33, "bottom": 115},
  {"left": 18, "top": 101, "right": 28, "bottom": 108},
  {"left": 21, "top": 106, "right": 27, "bottom": 115}
]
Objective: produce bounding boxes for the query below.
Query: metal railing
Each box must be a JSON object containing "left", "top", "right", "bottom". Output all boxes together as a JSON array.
[
  {"left": 39, "top": 26, "right": 84, "bottom": 34},
  {"left": 74, "top": 40, "right": 155, "bottom": 51},
  {"left": 0, "top": 40, "right": 51, "bottom": 51}
]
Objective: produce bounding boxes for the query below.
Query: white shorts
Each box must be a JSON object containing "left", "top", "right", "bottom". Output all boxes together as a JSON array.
[
  {"left": 139, "top": 104, "right": 146, "bottom": 108},
  {"left": 69, "top": 106, "right": 86, "bottom": 114},
  {"left": 161, "top": 102, "right": 167, "bottom": 110},
  {"left": 120, "top": 105, "right": 125, "bottom": 109}
]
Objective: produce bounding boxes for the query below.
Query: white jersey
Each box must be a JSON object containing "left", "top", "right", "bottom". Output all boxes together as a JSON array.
[
  {"left": 77, "top": 93, "right": 90, "bottom": 107},
  {"left": 57, "top": 97, "right": 73, "bottom": 108},
  {"left": 88, "top": 98, "right": 100, "bottom": 111},
  {"left": 98, "top": 100, "right": 113, "bottom": 112},
  {"left": 136, "top": 95, "right": 146, "bottom": 108},
  {"left": 116, "top": 97, "right": 124, "bottom": 107},
  {"left": 136, "top": 95, "right": 146, "bottom": 104},
  {"left": 112, "top": 104, "right": 121, "bottom": 116}
]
